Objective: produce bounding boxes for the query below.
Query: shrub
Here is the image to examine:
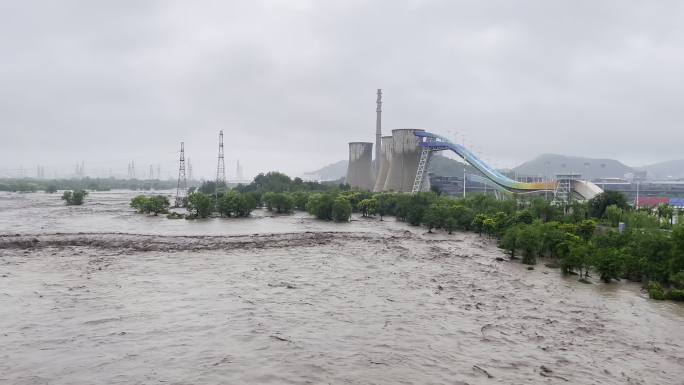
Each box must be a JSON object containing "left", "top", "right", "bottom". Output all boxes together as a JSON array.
[
  {"left": 358, "top": 198, "right": 378, "bottom": 217},
  {"left": 131, "top": 195, "right": 150, "bottom": 213},
  {"left": 291, "top": 191, "right": 310, "bottom": 211},
  {"left": 517, "top": 224, "right": 542, "bottom": 265},
  {"left": 147, "top": 195, "right": 170, "bottom": 215},
  {"left": 332, "top": 197, "right": 352, "bottom": 222},
  {"left": 500, "top": 225, "right": 520, "bottom": 258},
  {"left": 665, "top": 289, "right": 684, "bottom": 301},
  {"left": 670, "top": 271, "right": 684, "bottom": 289},
  {"left": 187, "top": 192, "right": 213, "bottom": 218},
  {"left": 262, "top": 192, "right": 294, "bottom": 213},
  {"left": 61, "top": 190, "right": 88, "bottom": 205},
  {"left": 593, "top": 248, "right": 623, "bottom": 283},
  {"left": 647, "top": 282, "right": 665, "bottom": 300},
  {"left": 307, "top": 193, "right": 335, "bottom": 220}
]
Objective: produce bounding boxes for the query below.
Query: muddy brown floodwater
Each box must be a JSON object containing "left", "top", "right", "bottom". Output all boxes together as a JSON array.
[{"left": 1, "top": 191, "right": 683, "bottom": 384}]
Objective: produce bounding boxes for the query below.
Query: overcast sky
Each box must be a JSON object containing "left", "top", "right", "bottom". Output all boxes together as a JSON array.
[{"left": 2, "top": 0, "right": 683, "bottom": 179}]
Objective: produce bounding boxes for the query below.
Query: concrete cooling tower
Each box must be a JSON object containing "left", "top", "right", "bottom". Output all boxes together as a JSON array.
[
  {"left": 383, "top": 128, "right": 425, "bottom": 192},
  {"left": 373, "top": 135, "right": 393, "bottom": 192},
  {"left": 345, "top": 142, "right": 374, "bottom": 190}
]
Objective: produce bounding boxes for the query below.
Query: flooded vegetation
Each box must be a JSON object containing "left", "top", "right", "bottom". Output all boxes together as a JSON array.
[{"left": 1, "top": 190, "right": 683, "bottom": 384}]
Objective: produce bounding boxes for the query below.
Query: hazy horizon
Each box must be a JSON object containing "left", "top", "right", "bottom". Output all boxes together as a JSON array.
[{"left": 2, "top": 1, "right": 684, "bottom": 180}]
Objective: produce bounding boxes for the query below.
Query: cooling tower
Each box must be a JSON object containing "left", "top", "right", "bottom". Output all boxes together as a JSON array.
[
  {"left": 373, "top": 135, "right": 393, "bottom": 192},
  {"left": 345, "top": 142, "right": 374, "bottom": 190},
  {"left": 383, "top": 128, "right": 425, "bottom": 192}
]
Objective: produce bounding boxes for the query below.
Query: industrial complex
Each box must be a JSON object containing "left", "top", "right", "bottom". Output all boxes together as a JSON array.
[{"left": 345, "top": 90, "right": 605, "bottom": 202}]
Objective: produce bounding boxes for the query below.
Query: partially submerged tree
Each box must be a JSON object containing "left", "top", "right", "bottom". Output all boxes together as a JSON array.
[
  {"left": 61, "top": 190, "right": 88, "bottom": 205},
  {"left": 187, "top": 192, "right": 213, "bottom": 218}
]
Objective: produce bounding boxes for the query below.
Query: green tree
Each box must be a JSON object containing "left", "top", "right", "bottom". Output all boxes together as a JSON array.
[
  {"left": 472, "top": 214, "right": 487, "bottom": 235},
  {"left": 517, "top": 224, "right": 542, "bottom": 265},
  {"left": 531, "top": 198, "right": 556, "bottom": 222},
  {"left": 358, "top": 198, "right": 378, "bottom": 217},
  {"left": 61, "top": 190, "right": 88, "bottom": 206},
  {"left": 307, "top": 193, "right": 335, "bottom": 220},
  {"left": 235, "top": 193, "right": 258, "bottom": 217},
  {"left": 444, "top": 217, "right": 458, "bottom": 234},
  {"left": 261, "top": 191, "right": 294, "bottom": 213},
  {"left": 448, "top": 204, "right": 474, "bottom": 231},
  {"left": 604, "top": 204, "right": 623, "bottom": 227},
  {"left": 624, "top": 211, "right": 660, "bottom": 229},
  {"left": 291, "top": 191, "right": 310, "bottom": 211},
  {"left": 130, "top": 195, "right": 150, "bottom": 213},
  {"left": 513, "top": 209, "right": 534, "bottom": 225},
  {"left": 187, "top": 192, "right": 213, "bottom": 218},
  {"left": 374, "top": 193, "right": 394, "bottom": 220},
  {"left": 423, "top": 205, "right": 443, "bottom": 233},
  {"left": 588, "top": 191, "right": 628, "bottom": 218},
  {"left": 670, "top": 225, "right": 684, "bottom": 274},
  {"left": 647, "top": 282, "right": 665, "bottom": 300},
  {"left": 483, "top": 217, "right": 497, "bottom": 237},
  {"left": 539, "top": 222, "right": 565, "bottom": 258},
  {"left": 563, "top": 240, "right": 591, "bottom": 278},
  {"left": 146, "top": 195, "right": 170, "bottom": 215},
  {"left": 577, "top": 219, "right": 597, "bottom": 241},
  {"left": 332, "top": 197, "right": 352, "bottom": 222},
  {"left": 593, "top": 248, "right": 623, "bottom": 282},
  {"left": 657, "top": 204, "right": 674, "bottom": 227},
  {"left": 218, "top": 191, "right": 239, "bottom": 217},
  {"left": 500, "top": 225, "right": 520, "bottom": 258},
  {"left": 625, "top": 229, "right": 673, "bottom": 283}
]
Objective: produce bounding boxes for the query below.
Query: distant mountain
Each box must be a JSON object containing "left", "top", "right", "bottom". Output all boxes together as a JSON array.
[
  {"left": 640, "top": 159, "right": 684, "bottom": 180},
  {"left": 302, "top": 160, "right": 348, "bottom": 181},
  {"left": 428, "top": 154, "right": 481, "bottom": 177},
  {"left": 513, "top": 154, "right": 635, "bottom": 180}
]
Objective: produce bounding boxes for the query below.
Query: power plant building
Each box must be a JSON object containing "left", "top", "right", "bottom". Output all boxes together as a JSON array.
[
  {"left": 345, "top": 142, "right": 374, "bottom": 190},
  {"left": 373, "top": 135, "right": 393, "bottom": 192},
  {"left": 383, "top": 128, "right": 425, "bottom": 192}
]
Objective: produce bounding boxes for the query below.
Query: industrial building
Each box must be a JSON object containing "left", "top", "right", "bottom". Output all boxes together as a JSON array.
[
  {"left": 383, "top": 128, "right": 425, "bottom": 192},
  {"left": 373, "top": 135, "right": 392, "bottom": 192},
  {"left": 345, "top": 142, "right": 374, "bottom": 190}
]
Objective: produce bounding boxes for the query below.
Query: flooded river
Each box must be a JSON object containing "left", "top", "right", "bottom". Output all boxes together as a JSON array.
[{"left": 1, "top": 191, "right": 683, "bottom": 384}]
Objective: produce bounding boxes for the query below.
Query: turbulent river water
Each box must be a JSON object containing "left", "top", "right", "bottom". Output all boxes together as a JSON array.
[{"left": 1, "top": 190, "right": 683, "bottom": 385}]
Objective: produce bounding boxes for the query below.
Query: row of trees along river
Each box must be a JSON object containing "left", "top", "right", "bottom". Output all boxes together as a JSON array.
[{"left": 124, "top": 172, "right": 684, "bottom": 302}]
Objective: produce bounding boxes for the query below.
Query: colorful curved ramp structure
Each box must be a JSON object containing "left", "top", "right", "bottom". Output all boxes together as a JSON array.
[{"left": 414, "top": 131, "right": 603, "bottom": 200}]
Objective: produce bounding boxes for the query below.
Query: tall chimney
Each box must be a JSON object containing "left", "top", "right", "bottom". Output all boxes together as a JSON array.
[{"left": 375, "top": 89, "right": 382, "bottom": 175}]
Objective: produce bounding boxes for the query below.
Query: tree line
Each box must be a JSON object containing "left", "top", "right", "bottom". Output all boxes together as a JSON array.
[{"left": 0, "top": 177, "right": 177, "bottom": 192}]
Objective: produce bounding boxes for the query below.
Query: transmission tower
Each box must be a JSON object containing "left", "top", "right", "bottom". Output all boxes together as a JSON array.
[
  {"left": 215, "top": 130, "right": 226, "bottom": 197},
  {"left": 149, "top": 164, "right": 154, "bottom": 180},
  {"left": 187, "top": 158, "right": 193, "bottom": 183},
  {"left": 175, "top": 142, "right": 187, "bottom": 207}
]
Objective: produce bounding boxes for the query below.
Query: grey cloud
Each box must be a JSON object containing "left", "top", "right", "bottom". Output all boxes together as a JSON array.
[{"left": 1, "top": 0, "right": 683, "bottom": 178}]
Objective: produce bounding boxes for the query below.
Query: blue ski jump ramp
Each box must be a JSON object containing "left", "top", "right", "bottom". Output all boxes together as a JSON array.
[{"left": 415, "top": 131, "right": 603, "bottom": 200}]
